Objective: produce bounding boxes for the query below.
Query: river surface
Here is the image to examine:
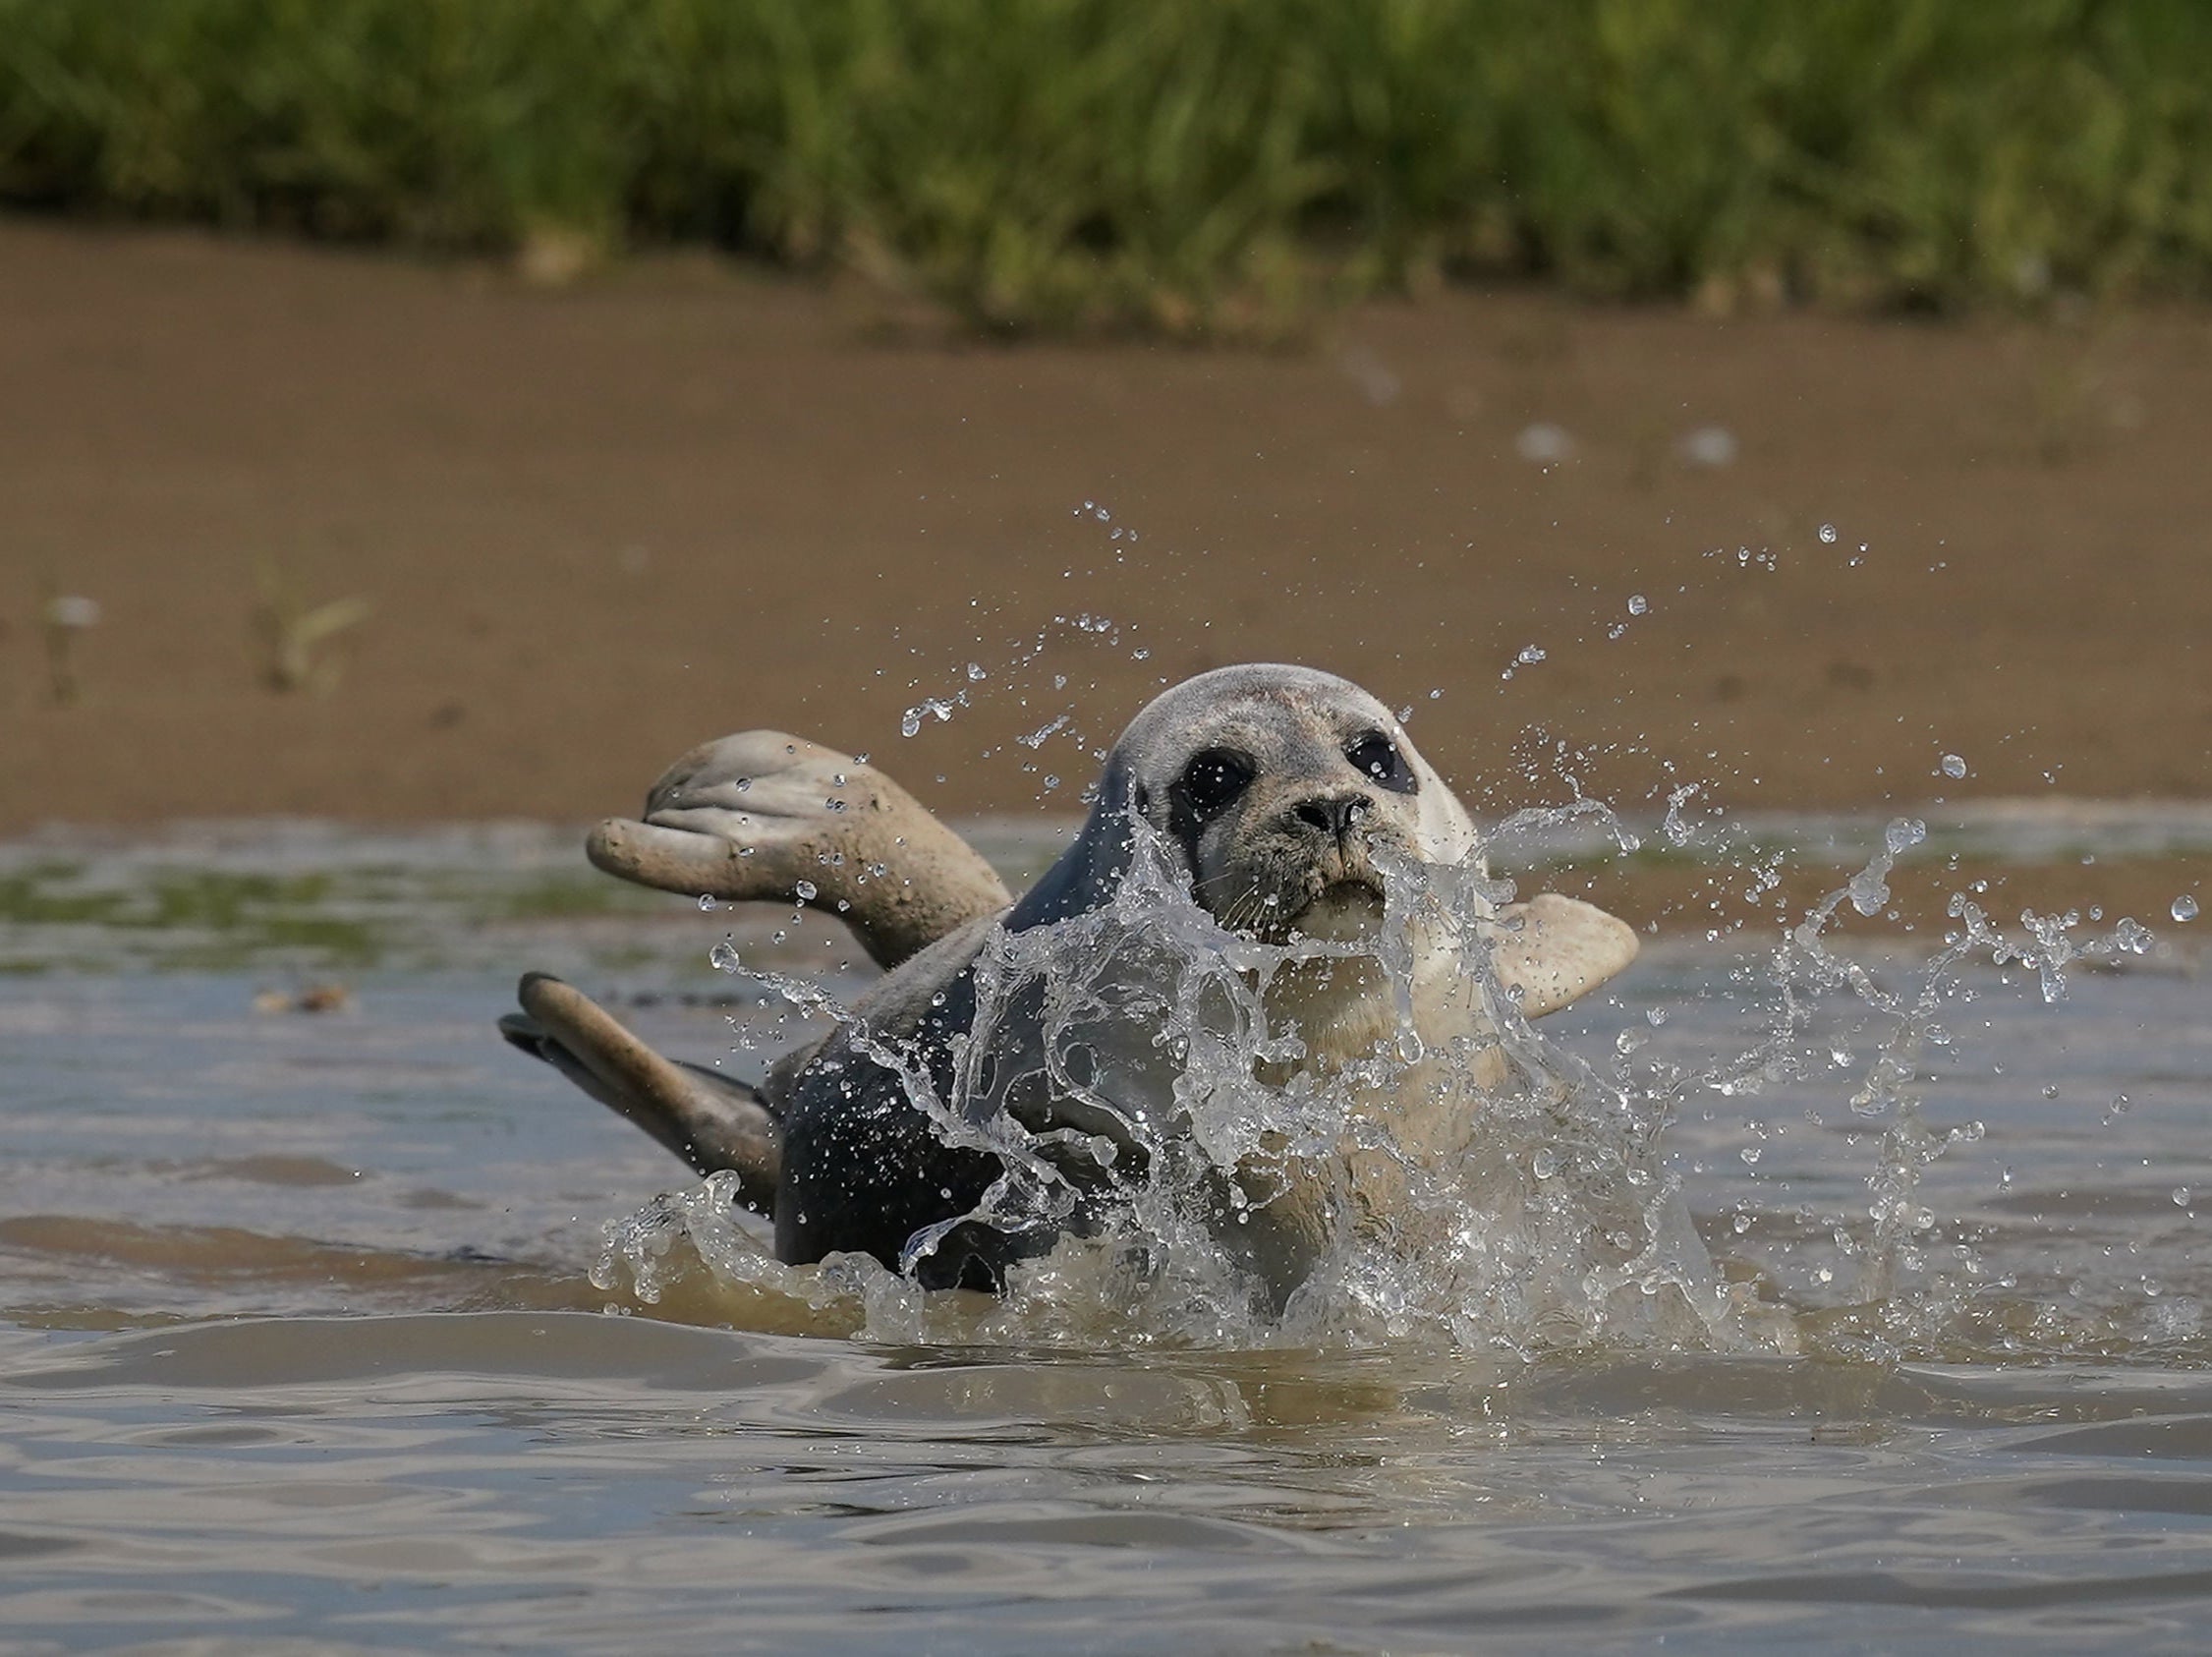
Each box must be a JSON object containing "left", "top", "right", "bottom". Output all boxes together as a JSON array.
[{"left": 1, "top": 818, "right": 2207, "bottom": 1653}]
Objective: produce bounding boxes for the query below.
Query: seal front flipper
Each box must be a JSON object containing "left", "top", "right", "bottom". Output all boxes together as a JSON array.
[
  {"left": 585, "top": 732, "right": 1011, "bottom": 971},
  {"left": 1489, "top": 893, "right": 1639, "bottom": 1018},
  {"left": 498, "top": 972, "right": 781, "bottom": 1216}
]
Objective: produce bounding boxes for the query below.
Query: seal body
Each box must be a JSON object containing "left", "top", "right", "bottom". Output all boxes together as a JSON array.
[{"left": 505, "top": 664, "right": 1640, "bottom": 1303}]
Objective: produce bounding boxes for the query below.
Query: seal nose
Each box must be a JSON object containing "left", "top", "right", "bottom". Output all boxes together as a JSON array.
[{"left": 1290, "top": 793, "right": 1372, "bottom": 840}]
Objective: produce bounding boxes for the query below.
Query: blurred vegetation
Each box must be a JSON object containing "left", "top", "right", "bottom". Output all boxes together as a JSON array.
[
  {"left": 0, "top": 864, "right": 380, "bottom": 964},
  {"left": 3, "top": 0, "right": 2210, "bottom": 332}
]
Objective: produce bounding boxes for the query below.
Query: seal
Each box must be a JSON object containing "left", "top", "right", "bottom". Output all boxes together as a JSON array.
[{"left": 501, "top": 664, "right": 1639, "bottom": 1302}]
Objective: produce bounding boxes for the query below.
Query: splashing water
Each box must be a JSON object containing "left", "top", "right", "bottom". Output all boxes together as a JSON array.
[
  {"left": 596, "top": 798, "right": 1805, "bottom": 1355},
  {"left": 899, "top": 694, "right": 963, "bottom": 738},
  {"left": 598, "top": 788, "right": 2181, "bottom": 1362}
]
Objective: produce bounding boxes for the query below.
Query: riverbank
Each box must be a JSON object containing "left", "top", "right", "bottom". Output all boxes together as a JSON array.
[{"left": 2, "top": 218, "right": 2207, "bottom": 835}]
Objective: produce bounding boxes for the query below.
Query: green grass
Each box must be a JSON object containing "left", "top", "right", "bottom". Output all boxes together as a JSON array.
[
  {"left": 5, "top": 0, "right": 2212, "bottom": 330},
  {"left": 491, "top": 873, "right": 671, "bottom": 920},
  {"left": 0, "top": 855, "right": 708, "bottom": 974},
  {"left": 0, "top": 866, "right": 382, "bottom": 965}
]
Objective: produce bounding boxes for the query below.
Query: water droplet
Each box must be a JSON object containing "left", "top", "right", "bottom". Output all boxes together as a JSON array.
[
  {"left": 1018, "top": 714, "right": 1069, "bottom": 750},
  {"left": 1531, "top": 1148, "right": 1560, "bottom": 1179},
  {"left": 697, "top": 894, "right": 716, "bottom": 911},
  {"left": 794, "top": 880, "right": 818, "bottom": 901},
  {"left": 1818, "top": 523, "right": 1839, "bottom": 543},
  {"left": 2175, "top": 894, "right": 2200, "bottom": 923},
  {"left": 709, "top": 942, "right": 741, "bottom": 972},
  {"left": 1626, "top": 594, "right": 1648, "bottom": 616},
  {"left": 1516, "top": 645, "right": 1547, "bottom": 665},
  {"left": 1940, "top": 754, "right": 1967, "bottom": 779},
  {"left": 900, "top": 695, "right": 959, "bottom": 737},
  {"left": 2176, "top": 1187, "right": 2193, "bottom": 1208},
  {"left": 1739, "top": 1145, "right": 1763, "bottom": 1166}
]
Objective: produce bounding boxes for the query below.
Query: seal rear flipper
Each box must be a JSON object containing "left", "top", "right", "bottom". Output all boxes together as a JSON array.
[
  {"left": 1490, "top": 893, "right": 1640, "bottom": 1018},
  {"left": 499, "top": 973, "right": 781, "bottom": 1216},
  {"left": 584, "top": 731, "right": 1011, "bottom": 972}
]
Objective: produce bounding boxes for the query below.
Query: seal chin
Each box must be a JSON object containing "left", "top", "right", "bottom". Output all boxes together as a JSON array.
[{"left": 1289, "top": 878, "right": 1387, "bottom": 943}]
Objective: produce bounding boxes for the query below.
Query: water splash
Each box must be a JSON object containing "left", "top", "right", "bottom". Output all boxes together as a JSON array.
[
  {"left": 597, "top": 804, "right": 2167, "bottom": 1362},
  {"left": 599, "top": 809, "right": 1767, "bottom": 1355},
  {"left": 1628, "top": 821, "right": 2167, "bottom": 1356},
  {"left": 899, "top": 694, "right": 964, "bottom": 738}
]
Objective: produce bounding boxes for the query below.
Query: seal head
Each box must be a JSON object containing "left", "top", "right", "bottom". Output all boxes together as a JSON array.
[{"left": 1016, "top": 664, "right": 1477, "bottom": 943}]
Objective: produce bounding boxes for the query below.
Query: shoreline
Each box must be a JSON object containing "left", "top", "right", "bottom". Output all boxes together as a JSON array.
[{"left": 3, "top": 806, "right": 2200, "bottom": 959}]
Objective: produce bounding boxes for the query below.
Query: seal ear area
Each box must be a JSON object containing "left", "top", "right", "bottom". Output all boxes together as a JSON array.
[
  {"left": 1488, "top": 893, "right": 1641, "bottom": 1018},
  {"left": 1006, "top": 752, "right": 1146, "bottom": 930},
  {"left": 499, "top": 973, "right": 782, "bottom": 1215}
]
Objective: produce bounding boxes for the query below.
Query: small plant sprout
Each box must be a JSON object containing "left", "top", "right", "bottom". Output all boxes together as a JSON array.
[
  {"left": 40, "top": 589, "right": 100, "bottom": 707},
  {"left": 254, "top": 555, "right": 373, "bottom": 696}
]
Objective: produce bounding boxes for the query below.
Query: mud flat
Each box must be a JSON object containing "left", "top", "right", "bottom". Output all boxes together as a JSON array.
[{"left": 2, "top": 218, "right": 2209, "bottom": 836}]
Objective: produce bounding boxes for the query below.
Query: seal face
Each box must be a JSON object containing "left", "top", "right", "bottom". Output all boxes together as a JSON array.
[
  {"left": 1014, "top": 665, "right": 1477, "bottom": 939},
  {"left": 1123, "top": 665, "right": 1474, "bottom": 944},
  {"left": 504, "top": 663, "right": 1641, "bottom": 1306}
]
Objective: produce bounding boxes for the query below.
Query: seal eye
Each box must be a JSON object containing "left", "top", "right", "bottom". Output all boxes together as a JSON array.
[
  {"left": 1345, "top": 731, "right": 1416, "bottom": 795},
  {"left": 1176, "top": 748, "right": 1255, "bottom": 818}
]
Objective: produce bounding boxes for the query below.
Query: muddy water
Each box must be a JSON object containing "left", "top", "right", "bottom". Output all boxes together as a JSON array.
[{"left": 2, "top": 822, "right": 2208, "bottom": 1652}]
